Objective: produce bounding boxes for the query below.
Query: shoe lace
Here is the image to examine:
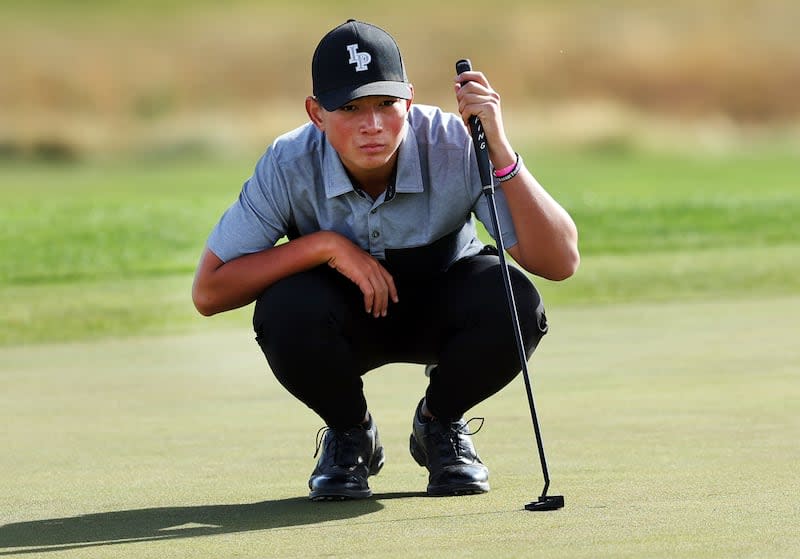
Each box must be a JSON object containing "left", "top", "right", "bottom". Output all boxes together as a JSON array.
[
  {"left": 313, "top": 425, "right": 366, "bottom": 464},
  {"left": 440, "top": 417, "right": 484, "bottom": 456},
  {"left": 465, "top": 417, "right": 485, "bottom": 435},
  {"left": 313, "top": 426, "right": 329, "bottom": 458}
]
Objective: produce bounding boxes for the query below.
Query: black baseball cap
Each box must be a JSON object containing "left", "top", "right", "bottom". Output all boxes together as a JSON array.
[{"left": 312, "top": 19, "right": 412, "bottom": 111}]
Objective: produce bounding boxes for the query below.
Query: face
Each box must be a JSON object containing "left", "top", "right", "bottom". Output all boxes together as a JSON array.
[{"left": 306, "top": 93, "right": 413, "bottom": 183}]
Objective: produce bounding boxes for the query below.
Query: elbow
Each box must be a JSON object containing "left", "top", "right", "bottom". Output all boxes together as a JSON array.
[
  {"left": 550, "top": 252, "right": 580, "bottom": 281},
  {"left": 512, "top": 241, "right": 580, "bottom": 281},
  {"left": 195, "top": 303, "right": 217, "bottom": 317},
  {"left": 192, "top": 286, "right": 219, "bottom": 317},
  {"left": 542, "top": 245, "right": 581, "bottom": 282},
  {"left": 549, "top": 231, "right": 581, "bottom": 281},
  {"left": 193, "top": 298, "right": 217, "bottom": 317}
]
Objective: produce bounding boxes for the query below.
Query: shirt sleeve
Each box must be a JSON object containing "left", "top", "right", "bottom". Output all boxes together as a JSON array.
[
  {"left": 474, "top": 186, "right": 518, "bottom": 249},
  {"left": 206, "top": 148, "right": 292, "bottom": 262}
]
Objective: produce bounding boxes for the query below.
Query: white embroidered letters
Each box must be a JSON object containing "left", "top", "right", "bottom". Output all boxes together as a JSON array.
[{"left": 347, "top": 44, "right": 371, "bottom": 72}]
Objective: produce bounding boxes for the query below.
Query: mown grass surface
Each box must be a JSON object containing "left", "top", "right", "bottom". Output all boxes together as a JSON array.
[
  {"left": 4, "top": 150, "right": 797, "bottom": 285},
  {"left": 1, "top": 149, "right": 798, "bottom": 345},
  {"left": 1, "top": 296, "right": 798, "bottom": 558}
]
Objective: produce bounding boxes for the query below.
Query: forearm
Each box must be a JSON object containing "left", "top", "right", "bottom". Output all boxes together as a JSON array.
[
  {"left": 500, "top": 164, "right": 580, "bottom": 280},
  {"left": 481, "top": 127, "right": 579, "bottom": 279},
  {"left": 192, "top": 231, "right": 338, "bottom": 316},
  {"left": 484, "top": 133, "right": 579, "bottom": 279},
  {"left": 453, "top": 68, "right": 579, "bottom": 279}
]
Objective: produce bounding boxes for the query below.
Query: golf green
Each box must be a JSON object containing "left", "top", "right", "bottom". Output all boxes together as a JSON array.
[{"left": 2, "top": 295, "right": 797, "bottom": 558}]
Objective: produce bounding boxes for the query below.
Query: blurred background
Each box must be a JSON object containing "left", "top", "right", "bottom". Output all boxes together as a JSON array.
[
  {"left": 2, "top": 0, "right": 799, "bottom": 162},
  {"left": 1, "top": 0, "right": 799, "bottom": 345}
]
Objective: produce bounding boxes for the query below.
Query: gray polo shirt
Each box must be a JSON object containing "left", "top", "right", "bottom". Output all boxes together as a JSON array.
[{"left": 207, "top": 104, "right": 517, "bottom": 271}]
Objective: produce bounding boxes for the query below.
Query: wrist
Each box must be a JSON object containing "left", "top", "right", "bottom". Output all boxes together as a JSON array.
[
  {"left": 493, "top": 152, "right": 523, "bottom": 182},
  {"left": 488, "top": 136, "right": 515, "bottom": 171},
  {"left": 315, "top": 230, "right": 344, "bottom": 263},
  {"left": 493, "top": 155, "right": 517, "bottom": 178}
]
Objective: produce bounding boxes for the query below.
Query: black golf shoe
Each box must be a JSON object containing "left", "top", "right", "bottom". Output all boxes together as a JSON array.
[
  {"left": 308, "top": 415, "right": 385, "bottom": 501},
  {"left": 409, "top": 400, "right": 490, "bottom": 496}
]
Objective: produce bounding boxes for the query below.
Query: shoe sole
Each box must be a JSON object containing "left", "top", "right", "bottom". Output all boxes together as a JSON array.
[
  {"left": 409, "top": 434, "right": 490, "bottom": 496},
  {"left": 426, "top": 482, "right": 490, "bottom": 496},
  {"left": 309, "top": 489, "right": 372, "bottom": 501}
]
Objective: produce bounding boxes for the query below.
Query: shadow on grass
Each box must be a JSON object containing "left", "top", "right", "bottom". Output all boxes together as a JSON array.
[{"left": 0, "top": 492, "right": 425, "bottom": 555}]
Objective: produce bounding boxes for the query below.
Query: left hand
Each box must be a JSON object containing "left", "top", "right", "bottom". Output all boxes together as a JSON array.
[{"left": 454, "top": 70, "right": 516, "bottom": 169}]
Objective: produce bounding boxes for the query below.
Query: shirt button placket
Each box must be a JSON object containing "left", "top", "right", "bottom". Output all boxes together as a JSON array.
[{"left": 367, "top": 205, "right": 385, "bottom": 258}]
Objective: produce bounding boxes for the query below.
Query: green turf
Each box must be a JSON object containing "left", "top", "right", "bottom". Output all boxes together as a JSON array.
[
  {"left": 1, "top": 296, "right": 797, "bottom": 557},
  {"left": 1, "top": 150, "right": 798, "bottom": 345},
  {"left": 1, "top": 147, "right": 798, "bottom": 556}
]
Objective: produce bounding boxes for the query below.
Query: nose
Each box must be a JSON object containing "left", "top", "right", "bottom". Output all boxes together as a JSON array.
[{"left": 360, "top": 107, "right": 382, "bottom": 133}]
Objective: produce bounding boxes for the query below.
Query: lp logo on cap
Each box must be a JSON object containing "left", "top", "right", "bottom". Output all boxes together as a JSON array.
[{"left": 347, "top": 44, "right": 371, "bottom": 72}]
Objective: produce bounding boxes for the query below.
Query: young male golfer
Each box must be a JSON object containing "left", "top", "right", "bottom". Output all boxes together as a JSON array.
[{"left": 193, "top": 19, "right": 579, "bottom": 500}]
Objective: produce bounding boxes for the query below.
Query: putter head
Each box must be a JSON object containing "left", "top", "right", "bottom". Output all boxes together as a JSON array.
[{"left": 525, "top": 495, "right": 565, "bottom": 511}]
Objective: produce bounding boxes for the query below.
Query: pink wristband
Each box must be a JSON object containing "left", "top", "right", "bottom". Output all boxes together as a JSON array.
[{"left": 493, "top": 153, "right": 519, "bottom": 178}]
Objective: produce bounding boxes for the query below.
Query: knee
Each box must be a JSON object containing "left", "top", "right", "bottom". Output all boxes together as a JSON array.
[
  {"left": 253, "top": 267, "right": 359, "bottom": 343},
  {"left": 254, "top": 270, "right": 314, "bottom": 336},
  {"left": 507, "top": 267, "right": 548, "bottom": 350}
]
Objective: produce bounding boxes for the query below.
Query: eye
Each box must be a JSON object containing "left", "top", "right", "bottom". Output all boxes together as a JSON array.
[
  {"left": 380, "top": 98, "right": 399, "bottom": 107},
  {"left": 339, "top": 104, "right": 357, "bottom": 112}
]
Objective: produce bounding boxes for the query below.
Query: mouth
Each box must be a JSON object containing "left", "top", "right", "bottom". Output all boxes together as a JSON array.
[{"left": 359, "top": 143, "right": 385, "bottom": 154}]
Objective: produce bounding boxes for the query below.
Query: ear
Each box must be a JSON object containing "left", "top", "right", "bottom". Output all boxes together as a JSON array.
[
  {"left": 305, "top": 96, "right": 325, "bottom": 131},
  {"left": 405, "top": 84, "right": 415, "bottom": 110}
]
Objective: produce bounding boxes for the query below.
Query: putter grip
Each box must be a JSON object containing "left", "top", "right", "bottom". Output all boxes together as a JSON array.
[
  {"left": 455, "top": 59, "right": 493, "bottom": 188},
  {"left": 456, "top": 59, "right": 472, "bottom": 76}
]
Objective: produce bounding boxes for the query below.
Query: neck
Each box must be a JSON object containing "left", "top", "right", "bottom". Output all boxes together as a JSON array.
[
  {"left": 357, "top": 176, "right": 390, "bottom": 199},
  {"left": 348, "top": 155, "right": 399, "bottom": 199}
]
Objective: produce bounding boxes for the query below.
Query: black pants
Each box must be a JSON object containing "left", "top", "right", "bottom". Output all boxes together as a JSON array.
[{"left": 253, "top": 251, "right": 548, "bottom": 428}]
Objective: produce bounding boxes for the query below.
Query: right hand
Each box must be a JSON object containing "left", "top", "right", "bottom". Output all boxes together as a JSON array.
[{"left": 325, "top": 234, "right": 399, "bottom": 318}]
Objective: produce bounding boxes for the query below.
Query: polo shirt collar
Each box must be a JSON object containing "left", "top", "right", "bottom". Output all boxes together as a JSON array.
[
  {"left": 394, "top": 125, "right": 424, "bottom": 194},
  {"left": 323, "top": 122, "right": 424, "bottom": 199}
]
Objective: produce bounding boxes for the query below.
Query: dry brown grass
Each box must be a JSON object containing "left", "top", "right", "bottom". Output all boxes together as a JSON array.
[{"left": 2, "top": 0, "right": 798, "bottom": 159}]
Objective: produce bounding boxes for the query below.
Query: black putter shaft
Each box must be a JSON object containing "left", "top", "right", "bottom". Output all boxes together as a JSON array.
[{"left": 456, "top": 59, "right": 563, "bottom": 511}]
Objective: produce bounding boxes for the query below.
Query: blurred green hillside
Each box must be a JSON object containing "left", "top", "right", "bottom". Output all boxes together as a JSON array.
[{"left": 1, "top": 0, "right": 799, "bottom": 160}]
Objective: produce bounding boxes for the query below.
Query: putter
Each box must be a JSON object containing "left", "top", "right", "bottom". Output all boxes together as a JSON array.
[{"left": 456, "top": 59, "right": 564, "bottom": 512}]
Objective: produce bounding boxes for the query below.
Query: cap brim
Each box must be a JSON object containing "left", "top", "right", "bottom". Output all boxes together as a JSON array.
[{"left": 318, "top": 82, "right": 412, "bottom": 111}]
